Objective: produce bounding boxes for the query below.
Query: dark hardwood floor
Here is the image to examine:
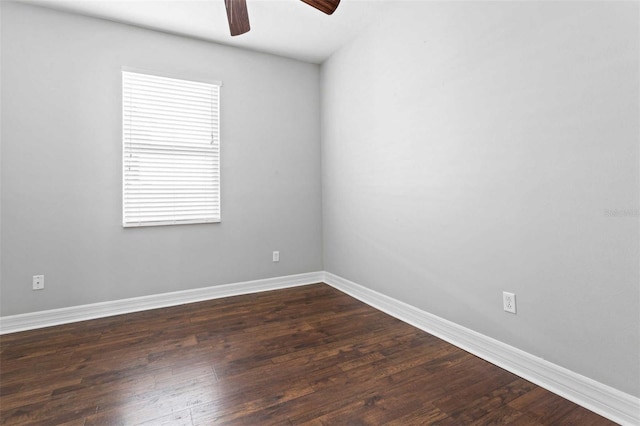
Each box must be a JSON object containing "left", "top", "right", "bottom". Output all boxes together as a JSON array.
[{"left": 0, "top": 284, "right": 614, "bottom": 425}]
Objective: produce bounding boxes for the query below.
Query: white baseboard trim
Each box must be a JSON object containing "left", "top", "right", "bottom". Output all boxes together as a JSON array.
[
  {"left": 2, "top": 271, "right": 637, "bottom": 424},
  {"left": 0, "top": 271, "right": 324, "bottom": 335},
  {"left": 323, "top": 272, "right": 640, "bottom": 426}
]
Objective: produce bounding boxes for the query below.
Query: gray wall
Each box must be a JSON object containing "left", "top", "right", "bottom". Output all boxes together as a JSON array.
[
  {"left": 0, "top": 2, "right": 322, "bottom": 315},
  {"left": 321, "top": 1, "right": 639, "bottom": 397}
]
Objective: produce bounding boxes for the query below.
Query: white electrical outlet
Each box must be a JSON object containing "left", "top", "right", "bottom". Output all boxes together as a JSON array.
[
  {"left": 272, "top": 251, "right": 280, "bottom": 262},
  {"left": 503, "top": 291, "right": 516, "bottom": 314},
  {"left": 33, "top": 275, "right": 45, "bottom": 290}
]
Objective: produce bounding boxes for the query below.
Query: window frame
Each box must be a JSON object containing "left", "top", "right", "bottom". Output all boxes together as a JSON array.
[{"left": 121, "top": 67, "right": 222, "bottom": 228}]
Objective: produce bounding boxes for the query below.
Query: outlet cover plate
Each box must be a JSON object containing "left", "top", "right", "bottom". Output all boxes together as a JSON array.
[
  {"left": 33, "top": 275, "right": 45, "bottom": 290},
  {"left": 503, "top": 291, "right": 516, "bottom": 314}
]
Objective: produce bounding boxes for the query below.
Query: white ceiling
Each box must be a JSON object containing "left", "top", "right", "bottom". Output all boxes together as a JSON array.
[{"left": 18, "top": 0, "right": 386, "bottom": 63}]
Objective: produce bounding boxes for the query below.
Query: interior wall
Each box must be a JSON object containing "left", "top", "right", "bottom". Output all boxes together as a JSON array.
[
  {"left": 321, "top": 1, "right": 639, "bottom": 397},
  {"left": 0, "top": 2, "right": 322, "bottom": 316}
]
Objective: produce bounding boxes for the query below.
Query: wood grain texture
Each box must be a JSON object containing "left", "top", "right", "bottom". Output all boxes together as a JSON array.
[
  {"left": 0, "top": 284, "right": 614, "bottom": 425},
  {"left": 300, "top": 0, "right": 340, "bottom": 15},
  {"left": 225, "top": 0, "right": 250, "bottom": 36}
]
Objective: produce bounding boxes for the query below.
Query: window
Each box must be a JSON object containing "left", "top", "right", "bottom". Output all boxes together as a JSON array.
[{"left": 122, "top": 70, "right": 221, "bottom": 227}]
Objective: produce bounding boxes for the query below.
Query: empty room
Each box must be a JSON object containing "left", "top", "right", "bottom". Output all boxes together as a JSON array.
[{"left": 1, "top": 0, "right": 638, "bottom": 424}]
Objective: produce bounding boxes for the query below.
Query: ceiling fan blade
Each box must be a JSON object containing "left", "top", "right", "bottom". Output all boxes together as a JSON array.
[
  {"left": 300, "top": 0, "right": 340, "bottom": 15},
  {"left": 225, "top": 0, "right": 250, "bottom": 36}
]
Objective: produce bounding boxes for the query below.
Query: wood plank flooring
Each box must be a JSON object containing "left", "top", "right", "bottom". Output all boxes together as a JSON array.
[{"left": 0, "top": 284, "right": 614, "bottom": 425}]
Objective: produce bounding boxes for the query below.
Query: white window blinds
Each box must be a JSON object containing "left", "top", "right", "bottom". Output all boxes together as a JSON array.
[{"left": 122, "top": 70, "right": 221, "bottom": 227}]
